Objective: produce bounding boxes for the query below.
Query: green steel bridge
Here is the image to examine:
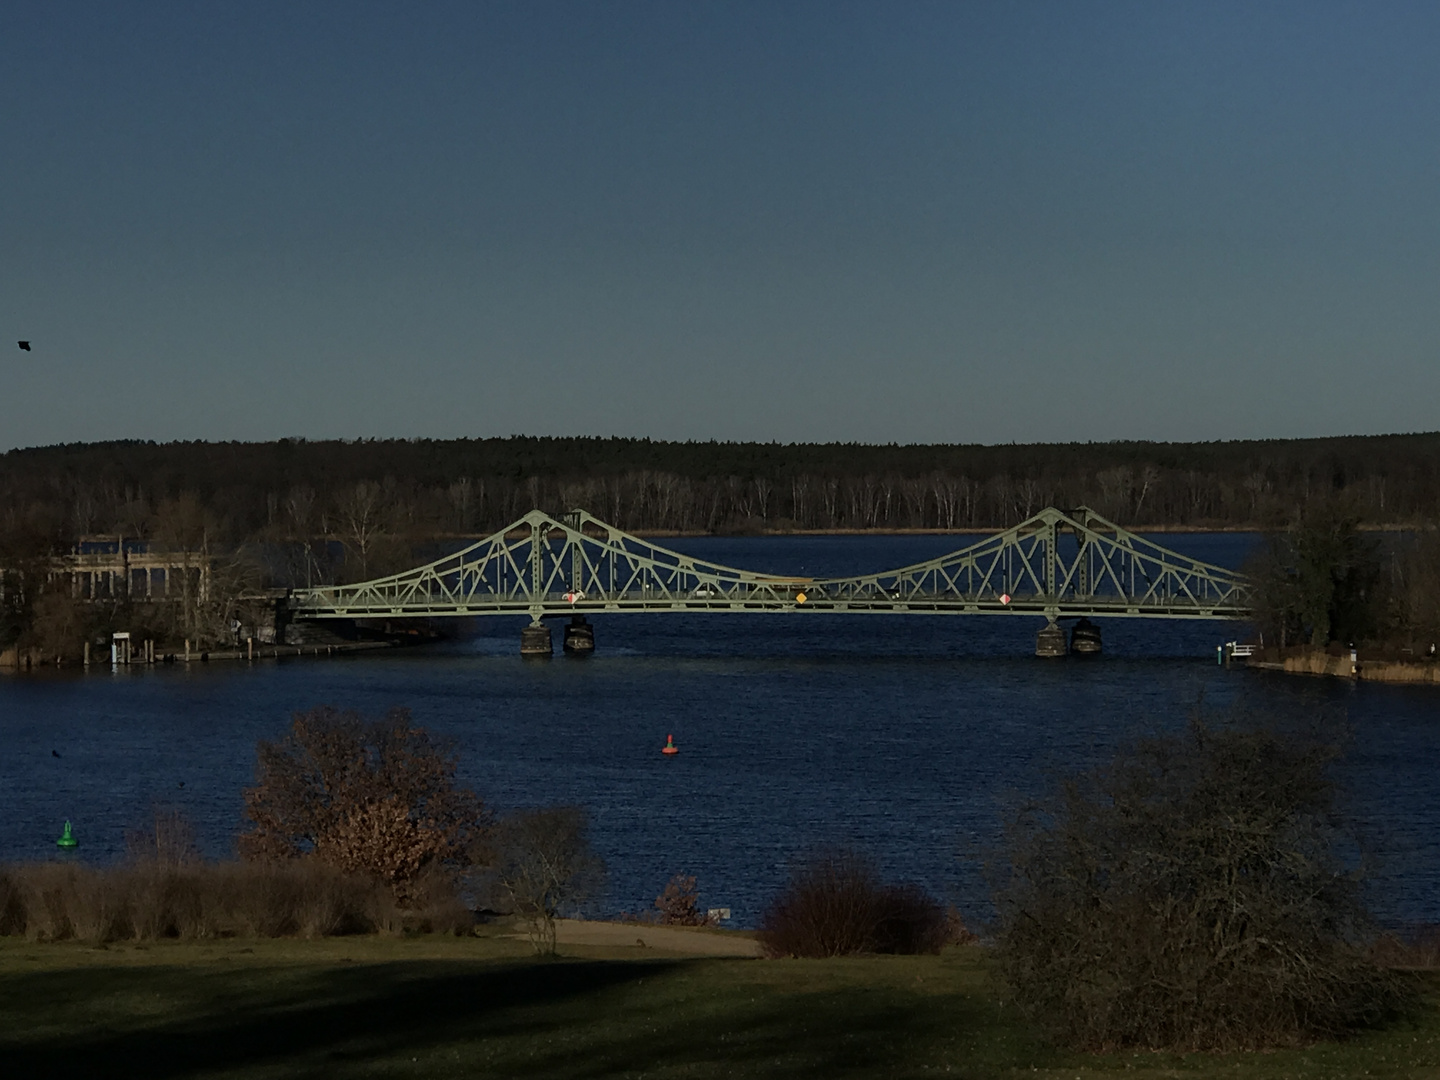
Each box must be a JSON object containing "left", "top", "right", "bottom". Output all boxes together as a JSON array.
[{"left": 284, "top": 506, "right": 1252, "bottom": 656}]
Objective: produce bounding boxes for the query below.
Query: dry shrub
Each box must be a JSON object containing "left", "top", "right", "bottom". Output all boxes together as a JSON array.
[
  {"left": 397, "top": 864, "right": 474, "bottom": 935},
  {"left": 654, "top": 874, "right": 715, "bottom": 926},
  {"left": 0, "top": 870, "right": 24, "bottom": 935},
  {"left": 126, "top": 806, "right": 200, "bottom": 869},
  {"left": 18, "top": 864, "right": 78, "bottom": 941},
  {"left": 872, "top": 882, "right": 949, "bottom": 955},
  {"left": 758, "top": 849, "right": 948, "bottom": 958},
  {"left": 0, "top": 859, "right": 438, "bottom": 942},
  {"left": 221, "top": 863, "right": 307, "bottom": 937},
  {"left": 291, "top": 864, "right": 373, "bottom": 937},
  {"left": 0, "top": 803, "right": 473, "bottom": 944},
  {"left": 1372, "top": 926, "right": 1440, "bottom": 970},
  {"left": 68, "top": 867, "right": 130, "bottom": 943},
  {"left": 125, "top": 866, "right": 218, "bottom": 940},
  {"left": 995, "top": 713, "right": 1408, "bottom": 1051},
  {"left": 944, "top": 905, "right": 979, "bottom": 946},
  {"left": 209, "top": 860, "right": 394, "bottom": 938}
]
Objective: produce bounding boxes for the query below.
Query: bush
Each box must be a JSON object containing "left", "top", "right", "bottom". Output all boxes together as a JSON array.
[
  {"left": 994, "top": 712, "right": 1407, "bottom": 1050},
  {"left": 0, "top": 869, "right": 24, "bottom": 935},
  {"left": 758, "top": 849, "right": 948, "bottom": 958},
  {"left": 0, "top": 859, "right": 436, "bottom": 941},
  {"left": 653, "top": 873, "right": 714, "bottom": 926},
  {"left": 240, "top": 705, "right": 490, "bottom": 902}
]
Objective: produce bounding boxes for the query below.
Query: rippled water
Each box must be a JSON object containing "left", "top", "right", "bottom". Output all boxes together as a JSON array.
[{"left": 2, "top": 533, "right": 1437, "bottom": 927}]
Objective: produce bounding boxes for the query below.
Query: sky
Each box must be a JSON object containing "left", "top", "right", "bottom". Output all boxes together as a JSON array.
[{"left": 3, "top": 1, "right": 1439, "bottom": 450}]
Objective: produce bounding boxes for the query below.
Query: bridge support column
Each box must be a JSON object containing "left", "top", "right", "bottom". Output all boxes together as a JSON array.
[
  {"left": 1070, "top": 618, "right": 1102, "bottom": 655},
  {"left": 1035, "top": 619, "right": 1067, "bottom": 658},
  {"left": 520, "top": 622, "right": 553, "bottom": 658},
  {"left": 563, "top": 616, "right": 595, "bottom": 656}
]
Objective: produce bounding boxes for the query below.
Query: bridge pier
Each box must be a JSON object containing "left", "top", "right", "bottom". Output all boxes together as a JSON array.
[
  {"left": 1070, "top": 618, "right": 1102, "bottom": 655},
  {"left": 1035, "top": 619, "right": 1067, "bottom": 658},
  {"left": 563, "top": 616, "right": 595, "bottom": 655},
  {"left": 520, "top": 622, "right": 553, "bottom": 657}
]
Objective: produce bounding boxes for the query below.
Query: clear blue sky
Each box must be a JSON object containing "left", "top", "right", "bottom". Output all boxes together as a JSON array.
[{"left": 3, "top": 2, "right": 1438, "bottom": 450}]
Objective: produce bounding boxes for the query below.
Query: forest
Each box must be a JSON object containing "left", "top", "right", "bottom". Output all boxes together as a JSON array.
[
  {"left": 2, "top": 431, "right": 1437, "bottom": 543},
  {"left": 2, "top": 433, "right": 1439, "bottom": 656}
]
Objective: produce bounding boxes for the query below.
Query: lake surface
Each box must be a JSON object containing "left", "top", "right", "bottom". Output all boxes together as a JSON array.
[{"left": 2, "top": 532, "right": 1438, "bottom": 928}]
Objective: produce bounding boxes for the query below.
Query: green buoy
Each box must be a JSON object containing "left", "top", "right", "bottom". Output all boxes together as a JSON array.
[{"left": 56, "top": 820, "right": 78, "bottom": 849}]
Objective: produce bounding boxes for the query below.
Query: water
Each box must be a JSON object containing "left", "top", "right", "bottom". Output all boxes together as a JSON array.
[{"left": 2, "top": 533, "right": 1438, "bottom": 928}]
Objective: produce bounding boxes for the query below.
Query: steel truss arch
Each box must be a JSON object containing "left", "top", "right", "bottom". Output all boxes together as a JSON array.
[{"left": 286, "top": 506, "right": 1251, "bottom": 622}]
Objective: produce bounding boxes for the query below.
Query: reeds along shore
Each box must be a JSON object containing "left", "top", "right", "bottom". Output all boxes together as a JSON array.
[
  {"left": 1245, "top": 647, "right": 1440, "bottom": 684},
  {"left": 0, "top": 860, "right": 474, "bottom": 942}
]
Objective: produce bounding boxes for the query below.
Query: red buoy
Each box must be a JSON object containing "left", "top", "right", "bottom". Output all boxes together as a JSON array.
[{"left": 662, "top": 734, "right": 679, "bottom": 755}]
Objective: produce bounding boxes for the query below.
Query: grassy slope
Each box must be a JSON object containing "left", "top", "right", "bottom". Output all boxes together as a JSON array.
[{"left": 2, "top": 932, "right": 1438, "bottom": 1079}]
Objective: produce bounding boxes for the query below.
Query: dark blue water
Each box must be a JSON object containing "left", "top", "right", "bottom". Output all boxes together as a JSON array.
[{"left": 2, "top": 533, "right": 1438, "bottom": 928}]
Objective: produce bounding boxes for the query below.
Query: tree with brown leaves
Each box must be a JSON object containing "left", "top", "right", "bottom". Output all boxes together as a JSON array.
[
  {"left": 653, "top": 873, "right": 714, "bottom": 926},
  {"left": 240, "top": 706, "right": 489, "bottom": 902}
]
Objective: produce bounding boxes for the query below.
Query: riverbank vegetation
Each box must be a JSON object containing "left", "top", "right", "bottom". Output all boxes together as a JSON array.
[{"left": 1247, "top": 505, "right": 1440, "bottom": 656}]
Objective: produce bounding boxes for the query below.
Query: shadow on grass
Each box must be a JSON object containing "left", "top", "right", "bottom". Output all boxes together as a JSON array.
[
  {"left": 0, "top": 953, "right": 1022, "bottom": 1078},
  {"left": 0, "top": 958, "right": 677, "bottom": 1079}
]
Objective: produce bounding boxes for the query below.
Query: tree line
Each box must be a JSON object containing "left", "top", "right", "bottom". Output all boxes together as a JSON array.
[
  {"left": 2, "top": 433, "right": 1438, "bottom": 555},
  {"left": 4, "top": 433, "right": 1440, "bottom": 656}
]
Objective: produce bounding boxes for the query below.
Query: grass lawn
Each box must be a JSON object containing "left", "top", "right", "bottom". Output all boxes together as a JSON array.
[{"left": 2, "top": 927, "right": 1439, "bottom": 1079}]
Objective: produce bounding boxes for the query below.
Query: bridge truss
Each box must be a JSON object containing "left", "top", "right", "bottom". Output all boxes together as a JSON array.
[{"left": 286, "top": 506, "right": 1251, "bottom": 624}]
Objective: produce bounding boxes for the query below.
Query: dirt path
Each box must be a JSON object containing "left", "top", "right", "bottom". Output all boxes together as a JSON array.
[{"left": 517, "top": 919, "right": 763, "bottom": 957}]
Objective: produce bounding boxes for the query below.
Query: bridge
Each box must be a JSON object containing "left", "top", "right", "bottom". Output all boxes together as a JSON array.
[{"left": 284, "top": 506, "right": 1252, "bottom": 657}]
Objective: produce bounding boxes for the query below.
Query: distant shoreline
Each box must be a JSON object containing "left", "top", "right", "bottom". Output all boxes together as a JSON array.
[{"left": 625, "top": 524, "right": 1261, "bottom": 538}]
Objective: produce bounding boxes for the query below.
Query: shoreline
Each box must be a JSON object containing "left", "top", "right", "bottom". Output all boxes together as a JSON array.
[
  {"left": 424, "top": 521, "right": 1426, "bottom": 541},
  {"left": 1246, "top": 651, "right": 1440, "bottom": 686},
  {"left": 0, "top": 638, "right": 400, "bottom": 673}
]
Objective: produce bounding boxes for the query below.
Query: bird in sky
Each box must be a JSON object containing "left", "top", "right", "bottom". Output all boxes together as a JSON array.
[{"left": 18, "top": 341, "right": 31, "bottom": 351}]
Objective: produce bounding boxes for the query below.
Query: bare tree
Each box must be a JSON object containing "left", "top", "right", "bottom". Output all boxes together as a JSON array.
[
  {"left": 126, "top": 806, "right": 200, "bottom": 871},
  {"left": 901, "top": 478, "right": 928, "bottom": 529},
  {"left": 334, "top": 481, "right": 388, "bottom": 581},
  {"left": 931, "top": 473, "right": 958, "bottom": 529},
  {"left": 821, "top": 478, "right": 839, "bottom": 528},
  {"left": 1095, "top": 466, "right": 1133, "bottom": 521},
  {"left": 1132, "top": 465, "right": 1161, "bottom": 521},
  {"left": 447, "top": 477, "right": 479, "bottom": 532},
  {"left": 152, "top": 494, "right": 215, "bottom": 641},
  {"left": 752, "top": 476, "right": 772, "bottom": 521},
  {"left": 494, "top": 806, "right": 605, "bottom": 955}
]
